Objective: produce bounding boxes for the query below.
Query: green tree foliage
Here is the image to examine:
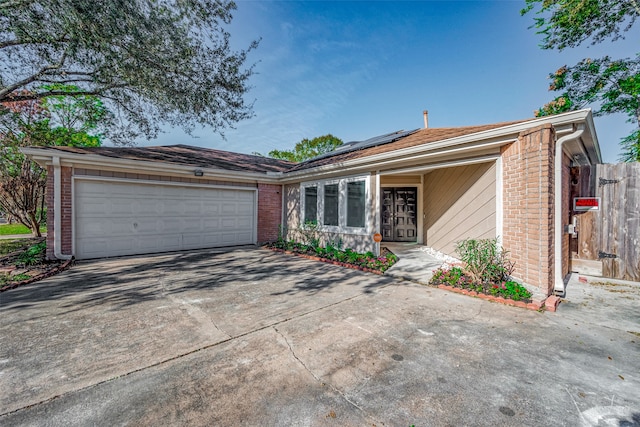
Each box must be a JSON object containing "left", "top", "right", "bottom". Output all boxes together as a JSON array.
[
  {"left": 523, "top": 0, "right": 640, "bottom": 161},
  {"left": 267, "top": 134, "right": 343, "bottom": 162},
  {"left": 522, "top": 0, "right": 639, "bottom": 50},
  {"left": 0, "top": 0, "right": 257, "bottom": 144},
  {"left": 0, "top": 88, "right": 106, "bottom": 235}
]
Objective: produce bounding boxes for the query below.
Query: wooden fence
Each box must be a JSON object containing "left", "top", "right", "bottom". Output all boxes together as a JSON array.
[{"left": 571, "top": 163, "right": 640, "bottom": 281}]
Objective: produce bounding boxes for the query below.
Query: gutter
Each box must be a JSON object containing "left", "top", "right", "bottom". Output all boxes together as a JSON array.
[
  {"left": 52, "top": 157, "right": 73, "bottom": 260},
  {"left": 553, "top": 125, "right": 585, "bottom": 296}
]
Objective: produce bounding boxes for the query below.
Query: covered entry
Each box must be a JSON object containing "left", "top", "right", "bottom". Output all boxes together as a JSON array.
[
  {"left": 74, "top": 179, "right": 256, "bottom": 259},
  {"left": 378, "top": 160, "right": 497, "bottom": 256}
]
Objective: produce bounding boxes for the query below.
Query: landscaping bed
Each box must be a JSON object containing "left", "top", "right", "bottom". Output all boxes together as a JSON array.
[
  {"left": 265, "top": 241, "right": 398, "bottom": 274},
  {"left": 427, "top": 238, "right": 540, "bottom": 309},
  {"left": 0, "top": 238, "right": 72, "bottom": 292}
]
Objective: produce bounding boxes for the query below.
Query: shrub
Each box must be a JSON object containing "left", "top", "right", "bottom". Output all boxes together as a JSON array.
[
  {"left": 265, "top": 238, "right": 397, "bottom": 272},
  {"left": 429, "top": 238, "right": 531, "bottom": 302},
  {"left": 16, "top": 241, "right": 46, "bottom": 267},
  {"left": 454, "top": 238, "right": 515, "bottom": 286}
]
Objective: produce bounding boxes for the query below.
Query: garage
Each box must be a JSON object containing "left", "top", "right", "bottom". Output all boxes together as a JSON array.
[{"left": 74, "top": 179, "right": 257, "bottom": 259}]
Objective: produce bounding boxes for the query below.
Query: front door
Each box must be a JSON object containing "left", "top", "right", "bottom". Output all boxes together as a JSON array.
[{"left": 381, "top": 187, "right": 417, "bottom": 242}]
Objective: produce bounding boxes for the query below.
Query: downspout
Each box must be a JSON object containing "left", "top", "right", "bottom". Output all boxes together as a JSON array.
[
  {"left": 52, "top": 157, "right": 73, "bottom": 260},
  {"left": 553, "top": 125, "right": 585, "bottom": 296}
]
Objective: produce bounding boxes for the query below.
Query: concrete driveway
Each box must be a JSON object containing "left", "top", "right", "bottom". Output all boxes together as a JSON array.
[{"left": 1, "top": 247, "right": 639, "bottom": 426}]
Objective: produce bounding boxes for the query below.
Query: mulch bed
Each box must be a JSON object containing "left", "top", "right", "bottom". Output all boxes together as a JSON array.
[{"left": 0, "top": 238, "right": 73, "bottom": 292}]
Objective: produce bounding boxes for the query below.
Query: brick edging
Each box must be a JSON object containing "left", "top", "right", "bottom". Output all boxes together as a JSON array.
[
  {"left": 0, "top": 258, "right": 74, "bottom": 293},
  {"left": 436, "top": 284, "right": 553, "bottom": 311}
]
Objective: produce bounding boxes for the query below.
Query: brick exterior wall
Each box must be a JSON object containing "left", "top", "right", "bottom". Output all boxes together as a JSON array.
[
  {"left": 501, "top": 124, "right": 556, "bottom": 294},
  {"left": 257, "top": 183, "right": 283, "bottom": 243},
  {"left": 45, "top": 165, "right": 73, "bottom": 260}
]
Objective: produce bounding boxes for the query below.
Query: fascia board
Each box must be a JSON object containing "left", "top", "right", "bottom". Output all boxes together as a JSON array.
[
  {"left": 281, "top": 109, "right": 594, "bottom": 181},
  {"left": 20, "top": 148, "right": 280, "bottom": 183},
  {"left": 278, "top": 137, "right": 511, "bottom": 183}
]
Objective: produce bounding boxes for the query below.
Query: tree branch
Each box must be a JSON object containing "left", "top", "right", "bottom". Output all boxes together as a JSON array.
[
  {"left": 5, "top": 83, "right": 128, "bottom": 101},
  {"left": 1, "top": 35, "right": 70, "bottom": 49},
  {"left": 0, "top": 51, "right": 67, "bottom": 100}
]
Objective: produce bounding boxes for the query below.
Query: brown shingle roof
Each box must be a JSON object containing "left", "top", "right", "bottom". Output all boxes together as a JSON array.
[
  {"left": 46, "top": 144, "right": 294, "bottom": 173},
  {"left": 39, "top": 118, "right": 533, "bottom": 175},
  {"left": 286, "top": 119, "right": 531, "bottom": 172}
]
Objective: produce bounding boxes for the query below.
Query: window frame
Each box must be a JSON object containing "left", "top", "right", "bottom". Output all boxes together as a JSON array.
[
  {"left": 299, "top": 175, "right": 370, "bottom": 234},
  {"left": 302, "top": 185, "right": 318, "bottom": 224}
]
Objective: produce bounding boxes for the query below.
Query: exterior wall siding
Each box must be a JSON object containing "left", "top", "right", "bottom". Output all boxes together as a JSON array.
[
  {"left": 257, "top": 183, "right": 283, "bottom": 243},
  {"left": 423, "top": 162, "right": 497, "bottom": 256},
  {"left": 380, "top": 175, "right": 422, "bottom": 185},
  {"left": 501, "top": 124, "right": 555, "bottom": 294}
]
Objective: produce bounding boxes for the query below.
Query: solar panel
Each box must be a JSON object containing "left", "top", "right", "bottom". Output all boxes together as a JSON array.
[{"left": 306, "top": 129, "right": 419, "bottom": 162}]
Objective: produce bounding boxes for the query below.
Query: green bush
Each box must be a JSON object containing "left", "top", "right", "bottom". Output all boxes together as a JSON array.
[
  {"left": 265, "top": 239, "right": 397, "bottom": 273},
  {"left": 454, "top": 238, "right": 515, "bottom": 286},
  {"left": 430, "top": 238, "right": 531, "bottom": 302},
  {"left": 16, "top": 241, "right": 46, "bottom": 267}
]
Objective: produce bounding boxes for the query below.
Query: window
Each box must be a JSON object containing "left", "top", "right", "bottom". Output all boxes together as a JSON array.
[
  {"left": 299, "top": 176, "right": 369, "bottom": 233},
  {"left": 324, "top": 183, "right": 339, "bottom": 226},
  {"left": 304, "top": 186, "right": 317, "bottom": 223},
  {"left": 347, "top": 181, "right": 366, "bottom": 227}
]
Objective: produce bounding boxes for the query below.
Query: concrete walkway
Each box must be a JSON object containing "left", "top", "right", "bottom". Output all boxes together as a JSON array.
[
  {"left": 384, "top": 242, "right": 550, "bottom": 302},
  {"left": 383, "top": 242, "right": 443, "bottom": 284},
  {"left": 0, "top": 233, "right": 46, "bottom": 240}
]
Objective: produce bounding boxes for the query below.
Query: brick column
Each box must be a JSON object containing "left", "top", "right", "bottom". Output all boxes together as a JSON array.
[
  {"left": 257, "top": 183, "right": 283, "bottom": 243},
  {"left": 501, "top": 124, "right": 556, "bottom": 294},
  {"left": 61, "top": 166, "right": 72, "bottom": 254},
  {"left": 45, "top": 165, "right": 73, "bottom": 260}
]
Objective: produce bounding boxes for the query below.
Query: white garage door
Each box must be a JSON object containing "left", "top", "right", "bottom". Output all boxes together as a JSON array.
[{"left": 74, "top": 180, "right": 256, "bottom": 259}]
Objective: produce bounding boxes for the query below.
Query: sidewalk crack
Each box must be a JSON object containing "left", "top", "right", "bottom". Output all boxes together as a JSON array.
[{"left": 273, "top": 327, "right": 369, "bottom": 417}]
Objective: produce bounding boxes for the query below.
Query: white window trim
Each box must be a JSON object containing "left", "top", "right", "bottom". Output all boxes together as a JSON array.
[{"left": 300, "top": 175, "right": 371, "bottom": 235}]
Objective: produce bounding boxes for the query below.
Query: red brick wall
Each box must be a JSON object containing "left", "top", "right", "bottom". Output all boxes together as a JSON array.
[
  {"left": 257, "top": 183, "right": 282, "bottom": 243},
  {"left": 45, "top": 165, "right": 73, "bottom": 260},
  {"left": 61, "top": 166, "right": 72, "bottom": 255},
  {"left": 501, "top": 124, "right": 556, "bottom": 294}
]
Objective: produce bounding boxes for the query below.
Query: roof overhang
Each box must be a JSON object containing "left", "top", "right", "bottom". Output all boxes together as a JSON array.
[
  {"left": 21, "top": 148, "right": 282, "bottom": 184},
  {"left": 278, "top": 109, "right": 602, "bottom": 183},
  {"left": 21, "top": 109, "right": 602, "bottom": 185}
]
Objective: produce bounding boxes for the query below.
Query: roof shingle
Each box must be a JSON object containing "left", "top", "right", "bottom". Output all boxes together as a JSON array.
[
  {"left": 286, "top": 119, "right": 530, "bottom": 172},
  {"left": 46, "top": 144, "right": 294, "bottom": 173}
]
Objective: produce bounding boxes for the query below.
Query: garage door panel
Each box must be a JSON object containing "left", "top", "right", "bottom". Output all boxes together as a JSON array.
[{"left": 75, "top": 180, "right": 256, "bottom": 259}]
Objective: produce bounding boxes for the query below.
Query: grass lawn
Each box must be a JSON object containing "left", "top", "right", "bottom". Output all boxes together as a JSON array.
[{"left": 0, "top": 224, "right": 46, "bottom": 236}]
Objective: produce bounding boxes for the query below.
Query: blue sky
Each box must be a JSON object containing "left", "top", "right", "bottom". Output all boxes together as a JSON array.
[{"left": 147, "top": 1, "right": 639, "bottom": 164}]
